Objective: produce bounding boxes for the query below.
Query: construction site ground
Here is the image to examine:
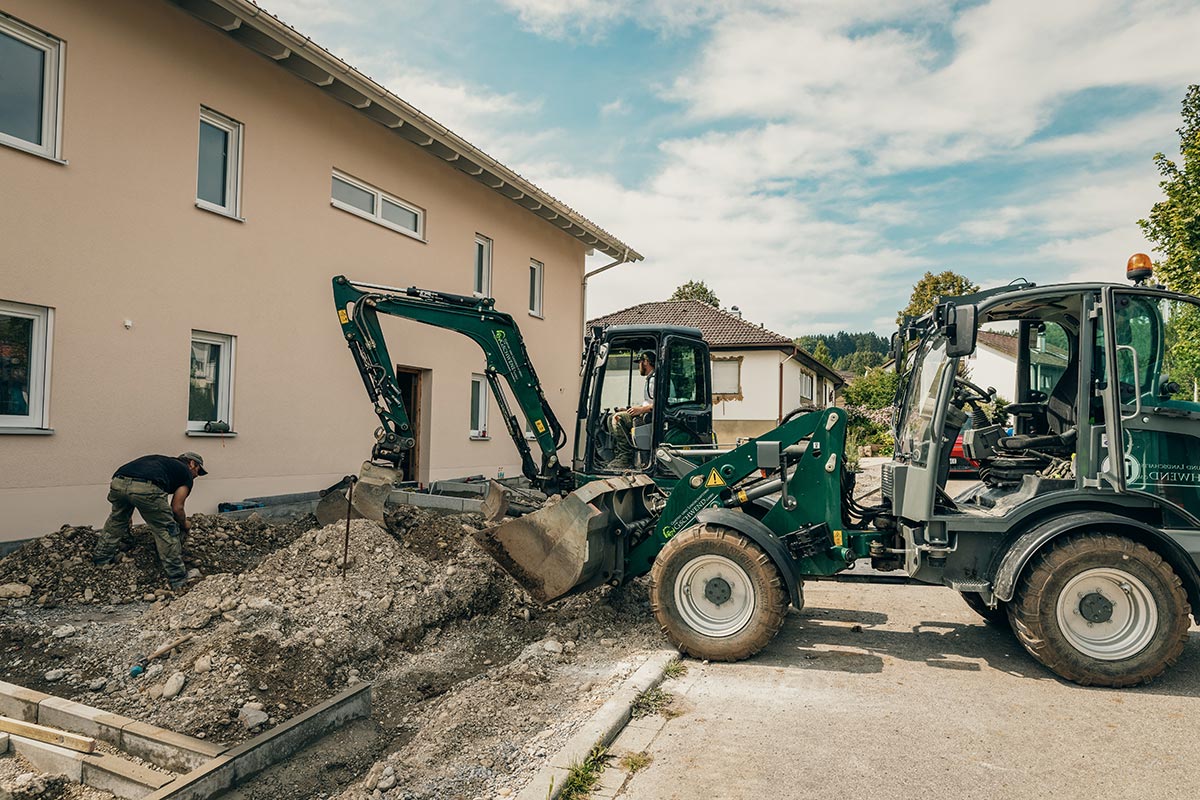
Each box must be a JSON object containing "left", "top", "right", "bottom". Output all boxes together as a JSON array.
[{"left": 0, "top": 506, "right": 665, "bottom": 800}]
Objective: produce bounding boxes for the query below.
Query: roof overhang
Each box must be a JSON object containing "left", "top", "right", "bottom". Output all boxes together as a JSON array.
[{"left": 167, "top": 0, "right": 643, "bottom": 262}]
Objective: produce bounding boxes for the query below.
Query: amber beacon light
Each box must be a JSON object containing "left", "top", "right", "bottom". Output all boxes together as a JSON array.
[{"left": 1126, "top": 252, "right": 1154, "bottom": 284}]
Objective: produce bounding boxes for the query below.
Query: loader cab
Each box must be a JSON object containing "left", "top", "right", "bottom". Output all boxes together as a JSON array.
[{"left": 575, "top": 325, "right": 713, "bottom": 479}]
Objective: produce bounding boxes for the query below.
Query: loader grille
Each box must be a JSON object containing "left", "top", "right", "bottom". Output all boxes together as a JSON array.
[{"left": 881, "top": 462, "right": 894, "bottom": 501}]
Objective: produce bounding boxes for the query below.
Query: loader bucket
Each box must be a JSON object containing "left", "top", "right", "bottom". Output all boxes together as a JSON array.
[
  {"left": 473, "top": 474, "right": 659, "bottom": 604},
  {"left": 314, "top": 461, "right": 400, "bottom": 525}
]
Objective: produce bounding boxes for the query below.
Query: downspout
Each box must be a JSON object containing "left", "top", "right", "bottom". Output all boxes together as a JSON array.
[
  {"left": 778, "top": 348, "right": 798, "bottom": 424},
  {"left": 581, "top": 250, "right": 631, "bottom": 337}
]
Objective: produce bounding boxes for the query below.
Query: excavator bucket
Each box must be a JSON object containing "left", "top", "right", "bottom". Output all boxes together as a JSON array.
[
  {"left": 314, "top": 461, "right": 400, "bottom": 525},
  {"left": 473, "top": 474, "right": 659, "bottom": 604}
]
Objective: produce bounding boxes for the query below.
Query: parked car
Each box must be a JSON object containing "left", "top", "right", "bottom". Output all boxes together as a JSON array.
[{"left": 949, "top": 415, "right": 981, "bottom": 477}]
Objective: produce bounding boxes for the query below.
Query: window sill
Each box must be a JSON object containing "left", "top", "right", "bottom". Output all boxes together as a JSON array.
[
  {"left": 469, "top": 435, "right": 491, "bottom": 441},
  {"left": 0, "top": 138, "right": 67, "bottom": 165},
  {"left": 528, "top": 311, "right": 544, "bottom": 319},
  {"left": 186, "top": 430, "right": 238, "bottom": 437},
  {"left": 0, "top": 427, "right": 54, "bottom": 435},
  {"left": 195, "top": 201, "right": 245, "bottom": 222}
]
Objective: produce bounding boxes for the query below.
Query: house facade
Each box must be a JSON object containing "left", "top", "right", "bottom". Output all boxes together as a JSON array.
[
  {"left": 588, "top": 300, "right": 843, "bottom": 441},
  {"left": 0, "top": 0, "right": 639, "bottom": 541}
]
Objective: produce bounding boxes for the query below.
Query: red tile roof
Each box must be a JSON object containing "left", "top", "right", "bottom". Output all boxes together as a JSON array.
[
  {"left": 589, "top": 300, "right": 795, "bottom": 348},
  {"left": 977, "top": 330, "right": 1019, "bottom": 358}
]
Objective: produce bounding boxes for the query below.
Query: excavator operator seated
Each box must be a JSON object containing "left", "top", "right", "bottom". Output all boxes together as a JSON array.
[{"left": 606, "top": 350, "right": 656, "bottom": 470}]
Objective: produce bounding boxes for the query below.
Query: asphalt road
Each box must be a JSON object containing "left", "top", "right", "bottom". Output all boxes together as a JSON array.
[{"left": 610, "top": 581, "right": 1200, "bottom": 800}]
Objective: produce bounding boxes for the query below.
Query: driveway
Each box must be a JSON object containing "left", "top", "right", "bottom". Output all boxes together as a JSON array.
[{"left": 603, "top": 581, "right": 1200, "bottom": 800}]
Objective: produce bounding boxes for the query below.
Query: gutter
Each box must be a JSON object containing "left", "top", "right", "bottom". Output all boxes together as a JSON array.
[{"left": 581, "top": 253, "right": 632, "bottom": 337}]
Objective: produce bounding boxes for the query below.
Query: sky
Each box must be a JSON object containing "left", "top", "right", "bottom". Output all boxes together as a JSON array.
[{"left": 260, "top": 0, "right": 1194, "bottom": 337}]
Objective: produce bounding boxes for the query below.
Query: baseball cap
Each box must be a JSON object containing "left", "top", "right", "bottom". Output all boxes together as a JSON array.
[{"left": 179, "top": 452, "right": 208, "bottom": 475}]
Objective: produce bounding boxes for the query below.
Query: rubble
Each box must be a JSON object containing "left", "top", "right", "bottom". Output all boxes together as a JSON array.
[{"left": 0, "top": 505, "right": 663, "bottom": 800}]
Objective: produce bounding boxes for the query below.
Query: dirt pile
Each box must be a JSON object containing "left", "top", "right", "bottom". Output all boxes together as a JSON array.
[{"left": 0, "top": 513, "right": 317, "bottom": 606}]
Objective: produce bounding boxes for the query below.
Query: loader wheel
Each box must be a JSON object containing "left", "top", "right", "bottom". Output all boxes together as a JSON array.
[
  {"left": 1007, "top": 533, "right": 1191, "bottom": 687},
  {"left": 959, "top": 592, "right": 1009, "bottom": 627},
  {"left": 649, "top": 523, "right": 788, "bottom": 661}
]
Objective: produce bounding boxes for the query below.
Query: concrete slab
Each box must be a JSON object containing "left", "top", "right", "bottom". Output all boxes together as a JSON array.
[
  {"left": 38, "top": 697, "right": 134, "bottom": 746},
  {"left": 8, "top": 734, "right": 86, "bottom": 781},
  {"left": 82, "top": 753, "right": 175, "bottom": 799},
  {"left": 140, "top": 756, "right": 232, "bottom": 800},
  {"left": 0, "top": 732, "right": 8, "bottom": 754},
  {"left": 609, "top": 723, "right": 656, "bottom": 755},
  {"left": 0, "top": 681, "right": 49, "bottom": 723},
  {"left": 120, "top": 722, "right": 226, "bottom": 773}
]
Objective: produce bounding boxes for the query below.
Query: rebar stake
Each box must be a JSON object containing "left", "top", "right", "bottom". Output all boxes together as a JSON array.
[{"left": 342, "top": 475, "right": 357, "bottom": 580}]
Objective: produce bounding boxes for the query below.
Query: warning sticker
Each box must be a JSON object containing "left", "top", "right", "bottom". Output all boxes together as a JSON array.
[
  {"left": 338, "top": 309, "right": 350, "bottom": 324},
  {"left": 534, "top": 419, "right": 546, "bottom": 434},
  {"left": 705, "top": 469, "right": 726, "bottom": 488}
]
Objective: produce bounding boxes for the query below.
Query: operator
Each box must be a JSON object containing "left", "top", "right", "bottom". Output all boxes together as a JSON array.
[
  {"left": 92, "top": 452, "right": 207, "bottom": 591},
  {"left": 608, "top": 350, "right": 656, "bottom": 470}
]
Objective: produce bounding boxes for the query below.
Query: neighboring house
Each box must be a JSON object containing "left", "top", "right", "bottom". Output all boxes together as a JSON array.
[
  {"left": 588, "top": 300, "right": 843, "bottom": 441},
  {"left": 967, "top": 330, "right": 1019, "bottom": 401},
  {"left": 0, "top": 0, "right": 641, "bottom": 541}
]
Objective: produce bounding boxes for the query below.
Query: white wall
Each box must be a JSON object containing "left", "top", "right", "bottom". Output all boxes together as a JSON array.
[{"left": 966, "top": 345, "right": 1017, "bottom": 401}]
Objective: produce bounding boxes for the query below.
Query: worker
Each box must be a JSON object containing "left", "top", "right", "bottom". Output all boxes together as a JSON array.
[
  {"left": 92, "top": 452, "right": 207, "bottom": 591},
  {"left": 608, "top": 350, "right": 656, "bottom": 470}
]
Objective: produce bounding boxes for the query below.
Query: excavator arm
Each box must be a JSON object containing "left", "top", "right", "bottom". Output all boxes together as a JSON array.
[{"left": 332, "top": 275, "right": 574, "bottom": 495}]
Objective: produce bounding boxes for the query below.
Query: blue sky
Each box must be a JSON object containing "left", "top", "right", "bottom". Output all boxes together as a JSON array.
[{"left": 264, "top": 0, "right": 1194, "bottom": 336}]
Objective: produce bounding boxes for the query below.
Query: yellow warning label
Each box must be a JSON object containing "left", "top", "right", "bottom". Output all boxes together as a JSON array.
[
  {"left": 833, "top": 530, "right": 844, "bottom": 547},
  {"left": 534, "top": 419, "right": 546, "bottom": 433},
  {"left": 338, "top": 309, "right": 349, "bottom": 324},
  {"left": 705, "top": 469, "right": 726, "bottom": 488}
]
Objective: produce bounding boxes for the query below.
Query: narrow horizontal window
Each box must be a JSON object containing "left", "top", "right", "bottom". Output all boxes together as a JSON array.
[
  {"left": 0, "top": 15, "right": 63, "bottom": 159},
  {"left": 331, "top": 170, "right": 424, "bottom": 240}
]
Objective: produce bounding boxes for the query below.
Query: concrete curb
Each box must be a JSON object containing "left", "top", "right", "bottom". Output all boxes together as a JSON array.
[
  {"left": 515, "top": 650, "right": 678, "bottom": 800},
  {"left": 142, "top": 681, "right": 372, "bottom": 800}
]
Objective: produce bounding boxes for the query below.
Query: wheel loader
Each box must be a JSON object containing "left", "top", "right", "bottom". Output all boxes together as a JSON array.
[{"left": 329, "top": 255, "right": 1200, "bottom": 687}]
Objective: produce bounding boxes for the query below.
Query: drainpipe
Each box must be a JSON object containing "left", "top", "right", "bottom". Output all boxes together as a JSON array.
[
  {"left": 778, "top": 348, "right": 798, "bottom": 424},
  {"left": 581, "top": 250, "right": 631, "bottom": 337}
]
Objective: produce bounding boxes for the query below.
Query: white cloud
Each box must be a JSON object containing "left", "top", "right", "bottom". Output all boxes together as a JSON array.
[{"left": 600, "top": 98, "right": 629, "bottom": 117}]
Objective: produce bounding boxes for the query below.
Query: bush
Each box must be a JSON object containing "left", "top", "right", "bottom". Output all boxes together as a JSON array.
[{"left": 842, "top": 368, "right": 900, "bottom": 409}]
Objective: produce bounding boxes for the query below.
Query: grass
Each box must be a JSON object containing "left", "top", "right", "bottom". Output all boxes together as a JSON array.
[
  {"left": 662, "top": 658, "right": 688, "bottom": 680},
  {"left": 554, "top": 745, "right": 607, "bottom": 800},
  {"left": 630, "top": 686, "right": 678, "bottom": 720},
  {"left": 619, "top": 751, "right": 653, "bottom": 775}
]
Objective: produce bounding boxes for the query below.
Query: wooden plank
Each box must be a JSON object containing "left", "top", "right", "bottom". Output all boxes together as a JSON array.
[{"left": 0, "top": 715, "right": 96, "bottom": 753}]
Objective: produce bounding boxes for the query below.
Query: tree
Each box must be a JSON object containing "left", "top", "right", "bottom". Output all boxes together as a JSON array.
[
  {"left": 842, "top": 368, "right": 900, "bottom": 409},
  {"left": 834, "top": 350, "right": 885, "bottom": 375},
  {"left": 670, "top": 280, "right": 720, "bottom": 306},
  {"left": 1139, "top": 85, "right": 1200, "bottom": 296},
  {"left": 898, "top": 271, "right": 979, "bottom": 322},
  {"left": 810, "top": 341, "right": 833, "bottom": 367}
]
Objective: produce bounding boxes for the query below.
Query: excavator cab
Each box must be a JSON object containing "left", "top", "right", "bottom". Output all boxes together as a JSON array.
[{"left": 575, "top": 325, "right": 713, "bottom": 479}]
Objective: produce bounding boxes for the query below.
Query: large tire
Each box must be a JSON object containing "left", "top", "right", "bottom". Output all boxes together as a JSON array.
[
  {"left": 960, "top": 591, "right": 1009, "bottom": 627},
  {"left": 649, "top": 523, "right": 788, "bottom": 661},
  {"left": 1007, "top": 533, "right": 1191, "bottom": 687}
]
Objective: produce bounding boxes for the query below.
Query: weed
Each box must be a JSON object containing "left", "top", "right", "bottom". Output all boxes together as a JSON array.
[
  {"left": 662, "top": 658, "right": 688, "bottom": 680},
  {"left": 630, "top": 687, "right": 677, "bottom": 719},
  {"left": 620, "top": 751, "right": 653, "bottom": 775},
  {"left": 556, "top": 745, "right": 607, "bottom": 800}
]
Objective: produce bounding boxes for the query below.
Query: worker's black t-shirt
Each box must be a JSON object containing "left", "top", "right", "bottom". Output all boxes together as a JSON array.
[{"left": 114, "top": 455, "right": 194, "bottom": 494}]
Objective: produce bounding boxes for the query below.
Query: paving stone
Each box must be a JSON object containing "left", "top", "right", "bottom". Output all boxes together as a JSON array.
[
  {"left": 0, "top": 680, "right": 50, "bottom": 723},
  {"left": 38, "top": 696, "right": 134, "bottom": 746},
  {"left": 8, "top": 734, "right": 87, "bottom": 781},
  {"left": 83, "top": 752, "right": 176, "bottom": 798}
]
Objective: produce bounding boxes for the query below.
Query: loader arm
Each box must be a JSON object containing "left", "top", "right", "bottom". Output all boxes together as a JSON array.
[{"left": 332, "top": 275, "right": 573, "bottom": 494}]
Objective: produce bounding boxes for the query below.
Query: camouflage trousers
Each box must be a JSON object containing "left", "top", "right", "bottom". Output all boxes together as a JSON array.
[
  {"left": 93, "top": 476, "right": 187, "bottom": 586},
  {"left": 608, "top": 411, "right": 637, "bottom": 469}
]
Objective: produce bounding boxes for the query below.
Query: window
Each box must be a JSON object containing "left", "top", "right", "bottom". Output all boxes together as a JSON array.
[
  {"left": 0, "top": 16, "right": 63, "bottom": 160},
  {"left": 528, "top": 259, "right": 544, "bottom": 317},
  {"left": 331, "top": 171, "right": 424, "bottom": 239},
  {"left": 197, "top": 108, "right": 243, "bottom": 218},
  {"left": 189, "top": 331, "right": 235, "bottom": 432},
  {"left": 665, "top": 340, "right": 707, "bottom": 406},
  {"left": 0, "top": 300, "right": 52, "bottom": 429},
  {"left": 474, "top": 236, "right": 492, "bottom": 296},
  {"left": 799, "top": 371, "right": 815, "bottom": 400},
  {"left": 712, "top": 357, "right": 741, "bottom": 396},
  {"left": 469, "top": 374, "right": 488, "bottom": 438}
]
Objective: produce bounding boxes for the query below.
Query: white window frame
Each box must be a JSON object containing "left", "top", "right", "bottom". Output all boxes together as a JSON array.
[
  {"left": 711, "top": 357, "right": 741, "bottom": 396},
  {"left": 0, "top": 299, "right": 53, "bottom": 430},
  {"left": 0, "top": 15, "right": 65, "bottom": 161},
  {"left": 469, "top": 373, "right": 489, "bottom": 439},
  {"left": 330, "top": 170, "right": 425, "bottom": 240},
  {"left": 188, "top": 330, "right": 236, "bottom": 433},
  {"left": 474, "top": 235, "right": 493, "bottom": 297},
  {"left": 196, "top": 107, "right": 244, "bottom": 219},
  {"left": 528, "top": 259, "right": 544, "bottom": 318},
  {"left": 799, "top": 370, "right": 815, "bottom": 401}
]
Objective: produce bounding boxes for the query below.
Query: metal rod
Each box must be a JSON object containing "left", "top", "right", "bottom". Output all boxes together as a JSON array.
[{"left": 342, "top": 475, "right": 357, "bottom": 579}]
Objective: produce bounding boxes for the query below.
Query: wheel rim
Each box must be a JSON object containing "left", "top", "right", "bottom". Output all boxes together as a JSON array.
[
  {"left": 673, "top": 554, "right": 756, "bottom": 638},
  {"left": 1055, "top": 567, "right": 1158, "bottom": 661}
]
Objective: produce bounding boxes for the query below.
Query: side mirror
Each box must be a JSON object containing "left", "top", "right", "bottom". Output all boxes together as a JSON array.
[
  {"left": 756, "top": 440, "right": 782, "bottom": 470},
  {"left": 944, "top": 303, "right": 978, "bottom": 358}
]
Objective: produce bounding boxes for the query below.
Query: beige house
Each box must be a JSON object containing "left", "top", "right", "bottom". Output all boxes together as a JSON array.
[
  {"left": 0, "top": 0, "right": 640, "bottom": 542},
  {"left": 589, "top": 300, "right": 842, "bottom": 441}
]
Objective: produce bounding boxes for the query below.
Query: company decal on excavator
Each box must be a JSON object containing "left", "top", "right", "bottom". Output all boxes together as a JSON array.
[
  {"left": 667, "top": 489, "right": 723, "bottom": 534},
  {"left": 492, "top": 330, "right": 522, "bottom": 375}
]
